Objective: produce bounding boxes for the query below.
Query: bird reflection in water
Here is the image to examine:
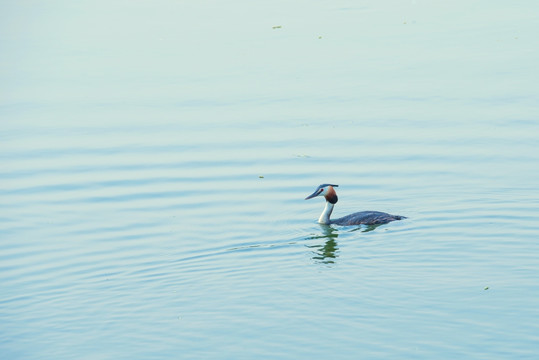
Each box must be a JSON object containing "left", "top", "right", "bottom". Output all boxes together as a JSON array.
[
  {"left": 349, "top": 223, "right": 382, "bottom": 233},
  {"left": 306, "top": 225, "right": 339, "bottom": 264},
  {"left": 306, "top": 224, "right": 384, "bottom": 264}
]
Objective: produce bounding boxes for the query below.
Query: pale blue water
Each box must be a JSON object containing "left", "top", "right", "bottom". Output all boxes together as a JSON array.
[{"left": 2, "top": 1, "right": 539, "bottom": 359}]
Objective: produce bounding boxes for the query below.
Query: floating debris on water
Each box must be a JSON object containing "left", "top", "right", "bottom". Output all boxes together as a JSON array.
[
  {"left": 272, "top": 25, "right": 282, "bottom": 29},
  {"left": 259, "top": 175, "right": 264, "bottom": 178},
  {"left": 484, "top": 286, "right": 489, "bottom": 290}
]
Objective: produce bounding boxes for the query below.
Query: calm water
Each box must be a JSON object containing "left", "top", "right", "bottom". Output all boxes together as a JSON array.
[{"left": 2, "top": 1, "right": 539, "bottom": 359}]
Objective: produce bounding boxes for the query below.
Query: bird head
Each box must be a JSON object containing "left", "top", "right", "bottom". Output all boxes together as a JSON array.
[{"left": 305, "top": 184, "right": 339, "bottom": 204}]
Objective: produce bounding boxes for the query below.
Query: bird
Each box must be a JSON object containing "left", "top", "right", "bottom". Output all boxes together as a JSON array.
[{"left": 304, "top": 184, "right": 406, "bottom": 226}]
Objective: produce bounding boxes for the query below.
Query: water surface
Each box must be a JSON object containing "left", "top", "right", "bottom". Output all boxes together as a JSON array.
[{"left": 2, "top": 1, "right": 539, "bottom": 359}]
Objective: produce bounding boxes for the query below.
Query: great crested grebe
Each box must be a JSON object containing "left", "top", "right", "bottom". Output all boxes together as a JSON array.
[{"left": 305, "top": 184, "right": 406, "bottom": 226}]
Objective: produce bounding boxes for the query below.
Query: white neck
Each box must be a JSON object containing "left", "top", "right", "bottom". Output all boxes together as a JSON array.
[{"left": 318, "top": 201, "right": 334, "bottom": 224}]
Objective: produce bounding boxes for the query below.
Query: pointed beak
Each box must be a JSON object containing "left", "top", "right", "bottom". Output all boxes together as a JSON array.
[{"left": 305, "top": 189, "right": 322, "bottom": 200}]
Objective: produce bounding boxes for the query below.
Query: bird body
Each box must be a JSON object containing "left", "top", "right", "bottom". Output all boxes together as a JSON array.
[{"left": 305, "top": 184, "right": 405, "bottom": 226}]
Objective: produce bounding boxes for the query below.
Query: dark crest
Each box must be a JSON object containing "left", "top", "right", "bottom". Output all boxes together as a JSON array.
[{"left": 318, "top": 184, "right": 339, "bottom": 189}]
